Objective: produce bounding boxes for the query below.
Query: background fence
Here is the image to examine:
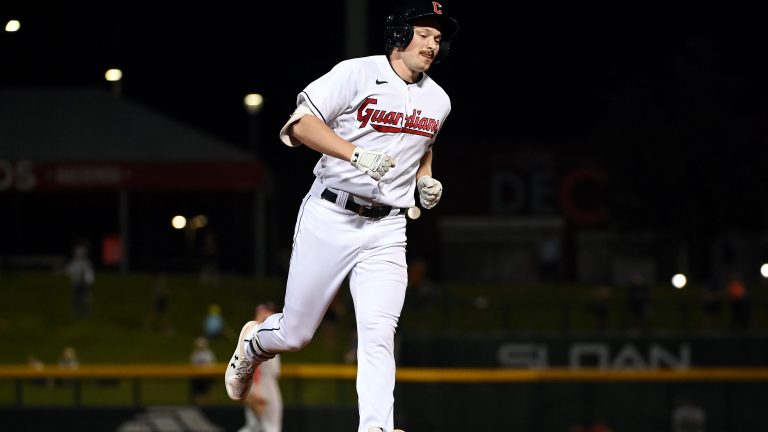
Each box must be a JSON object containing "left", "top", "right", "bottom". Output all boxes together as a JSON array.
[{"left": 2, "top": 364, "right": 767, "bottom": 431}]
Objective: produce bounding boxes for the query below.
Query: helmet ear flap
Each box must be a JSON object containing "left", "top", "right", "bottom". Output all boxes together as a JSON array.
[
  {"left": 399, "top": 23, "right": 415, "bottom": 48},
  {"left": 384, "top": 15, "right": 413, "bottom": 53}
]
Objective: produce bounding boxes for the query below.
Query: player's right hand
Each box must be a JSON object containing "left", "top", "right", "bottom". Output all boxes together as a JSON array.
[{"left": 350, "top": 147, "right": 395, "bottom": 181}]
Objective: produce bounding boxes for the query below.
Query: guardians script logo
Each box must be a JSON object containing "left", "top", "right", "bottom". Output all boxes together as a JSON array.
[{"left": 357, "top": 97, "right": 439, "bottom": 138}]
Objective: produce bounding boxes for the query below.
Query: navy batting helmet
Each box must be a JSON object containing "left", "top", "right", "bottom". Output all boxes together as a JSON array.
[{"left": 384, "top": 1, "right": 459, "bottom": 63}]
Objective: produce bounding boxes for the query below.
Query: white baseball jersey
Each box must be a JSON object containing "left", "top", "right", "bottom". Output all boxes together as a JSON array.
[{"left": 295, "top": 55, "right": 451, "bottom": 208}]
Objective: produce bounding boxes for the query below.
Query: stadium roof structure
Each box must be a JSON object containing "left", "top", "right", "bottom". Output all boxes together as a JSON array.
[
  {"left": 0, "top": 88, "right": 269, "bottom": 274},
  {"left": 0, "top": 88, "right": 265, "bottom": 191}
]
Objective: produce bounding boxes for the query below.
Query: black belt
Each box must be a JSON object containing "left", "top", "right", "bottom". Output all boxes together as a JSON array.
[{"left": 321, "top": 189, "right": 406, "bottom": 218}]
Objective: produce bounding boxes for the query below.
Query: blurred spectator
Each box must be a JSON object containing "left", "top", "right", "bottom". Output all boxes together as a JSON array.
[
  {"left": 537, "top": 235, "right": 561, "bottom": 282},
  {"left": 406, "top": 257, "right": 436, "bottom": 309},
  {"left": 28, "top": 354, "right": 49, "bottom": 387},
  {"left": 570, "top": 420, "right": 613, "bottom": 432},
  {"left": 146, "top": 273, "right": 174, "bottom": 336},
  {"left": 672, "top": 396, "right": 706, "bottom": 432},
  {"left": 726, "top": 272, "right": 751, "bottom": 330},
  {"left": 240, "top": 302, "right": 283, "bottom": 432},
  {"left": 189, "top": 336, "right": 217, "bottom": 404},
  {"left": 58, "top": 346, "right": 80, "bottom": 368},
  {"left": 28, "top": 354, "right": 44, "bottom": 370},
  {"left": 625, "top": 272, "right": 650, "bottom": 331},
  {"left": 65, "top": 241, "right": 95, "bottom": 319},
  {"left": 701, "top": 280, "right": 723, "bottom": 330},
  {"left": 203, "top": 303, "right": 232, "bottom": 340},
  {"left": 57, "top": 346, "right": 80, "bottom": 388},
  {"left": 588, "top": 285, "right": 613, "bottom": 332}
]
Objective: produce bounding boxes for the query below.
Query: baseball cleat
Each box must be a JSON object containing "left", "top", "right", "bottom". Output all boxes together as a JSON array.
[{"left": 224, "top": 320, "right": 259, "bottom": 400}]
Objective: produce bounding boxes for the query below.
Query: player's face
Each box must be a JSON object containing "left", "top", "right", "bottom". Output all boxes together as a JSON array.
[{"left": 402, "top": 20, "right": 443, "bottom": 73}]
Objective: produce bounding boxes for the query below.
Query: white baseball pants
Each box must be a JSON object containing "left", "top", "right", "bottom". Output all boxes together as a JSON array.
[{"left": 257, "top": 181, "right": 408, "bottom": 432}]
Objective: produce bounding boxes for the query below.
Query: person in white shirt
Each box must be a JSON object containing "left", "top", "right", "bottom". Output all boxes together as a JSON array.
[
  {"left": 65, "top": 242, "right": 95, "bottom": 319},
  {"left": 239, "top": 302, "right": 283, "bottom": 432}
]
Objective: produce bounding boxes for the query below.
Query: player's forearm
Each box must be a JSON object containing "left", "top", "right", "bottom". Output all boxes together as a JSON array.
[
  {"left": 415, "top": 151, "right": 433, "bottom": 180},
  {"left": 290, "top": 115, "right": 355, "bottom": 161}
]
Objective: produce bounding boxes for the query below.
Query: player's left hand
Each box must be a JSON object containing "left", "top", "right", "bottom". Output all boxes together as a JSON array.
[{"left": 417, "top": 176, "right": 442, "bottom": 209}]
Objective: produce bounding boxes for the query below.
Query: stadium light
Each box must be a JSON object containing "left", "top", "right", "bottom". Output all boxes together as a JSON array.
[
  {"left": 171, "top": 215, "right": 187, "bottom": 230},
  {"left": 244, "top": 93, "right": 264, "bottom": 155},
  {"left": 761, "top": 263, "right": 768, "bottom": 278},
  {"left": 5, "top": 20, "right": 20, "bottom": 32},
  {"left": 105, "top": 68, "right": 124, "bottom": 97},
  {"left": 244, "top": 93, "right": 264, "bottom": 114},
  {"left": 671, "top": 273, "right": 687, "bottom": 289},
  {"left": 105, "top": 68, "right": 123, "bottom": 82}
]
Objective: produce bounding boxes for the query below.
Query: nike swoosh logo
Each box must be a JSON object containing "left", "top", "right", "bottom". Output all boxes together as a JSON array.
[{"left": 376, "top": 79, "right": 388, "bottom": 85}]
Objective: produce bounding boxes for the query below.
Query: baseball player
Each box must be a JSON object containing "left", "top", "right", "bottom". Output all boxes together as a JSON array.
[
  {"left": 239, "top": 302, "right": 282, "bottom": 432},
  {"left": 225, "top": 2, "right": 459, "bottom": 431}
]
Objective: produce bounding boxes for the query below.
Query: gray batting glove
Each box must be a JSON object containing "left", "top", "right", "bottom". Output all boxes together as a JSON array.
[
  {"left": 350, "top": 147, "right": 395, "bottom": 181},
  {"left": 417, "top": 176, "right": 443, "bottom": 209}
]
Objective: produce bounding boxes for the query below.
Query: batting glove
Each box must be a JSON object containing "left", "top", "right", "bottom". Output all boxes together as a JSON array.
[
  {"left": 417, "top": 176, "right": 442, "bottom": 209},
  {"left": 350, "top": 147, "right": 395, "bottom": 181}
]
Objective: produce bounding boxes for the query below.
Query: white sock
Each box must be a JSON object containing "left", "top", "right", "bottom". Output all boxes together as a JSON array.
[{"left": 244, "top": 333, "right": 274, "bottom": 363}]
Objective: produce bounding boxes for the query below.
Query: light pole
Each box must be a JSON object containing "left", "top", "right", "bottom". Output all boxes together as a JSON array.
[
  {"left": 244, "top": 93, "right": 266, "bottom": 276},
  {"left": 243, "top": 93, "right": 264, "bottom": 156},
  {"left": 105, "top": 68, "right": 123, "bottom": 97}
]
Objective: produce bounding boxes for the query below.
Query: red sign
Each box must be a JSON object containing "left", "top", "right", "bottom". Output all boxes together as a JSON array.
[{"left": 102, "top": 235, "right": 122, "bottom": 265}]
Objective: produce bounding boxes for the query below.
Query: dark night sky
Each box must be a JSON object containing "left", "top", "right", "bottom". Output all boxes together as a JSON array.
[
  {"left": 3, "top": 2, "right": 763, "bottom": 141},
  {"left": 2, "top": 1, "right": 767, "bottom": 235}
]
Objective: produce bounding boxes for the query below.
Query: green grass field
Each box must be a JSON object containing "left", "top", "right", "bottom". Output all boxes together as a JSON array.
[
  {"left": 2, "top": 269, "right": 765, "bottom": 366},
  {"left": 0, "top": 270, "right": 358, "bottom": 406},
  {"left": 0, "top": 270, "right": 354, "bottom": 366},
  {"left": 0, "top": 270, "right": 765, "bottom": 406}
]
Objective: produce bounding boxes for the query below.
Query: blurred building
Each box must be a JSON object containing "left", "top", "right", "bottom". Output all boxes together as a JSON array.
[{"left": 0, "top": 88, "right": 270, "bottom": 275}]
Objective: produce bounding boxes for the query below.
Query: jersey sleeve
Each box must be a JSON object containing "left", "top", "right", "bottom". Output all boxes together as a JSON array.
[{"left": 297, "top": 60, "right": 360, "bottom": 124}]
